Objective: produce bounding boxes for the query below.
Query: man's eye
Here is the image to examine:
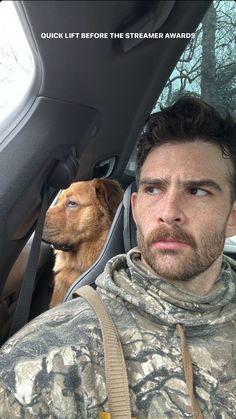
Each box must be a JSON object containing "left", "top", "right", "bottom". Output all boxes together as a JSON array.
[
  {"left": 146, "top": 186, "right": 161, "bottom": 195},
  {"left": 190, "top": 188, "right": 208, "bottom": 196},
  {"left": 66, "top": 200, "right": 78, "bottom": 208}
]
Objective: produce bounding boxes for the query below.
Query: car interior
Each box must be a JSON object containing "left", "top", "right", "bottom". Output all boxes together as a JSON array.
[{"left": 0, "top": 0, "right": 235, "bottom": 344}]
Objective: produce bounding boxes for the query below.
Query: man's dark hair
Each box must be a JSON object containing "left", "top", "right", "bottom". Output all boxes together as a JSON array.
[{"left": 136, "top": 95, "right": 236, "bottom": 198}]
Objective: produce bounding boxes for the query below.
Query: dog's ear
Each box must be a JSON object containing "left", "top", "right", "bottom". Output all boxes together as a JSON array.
[{"left": 93, "top": 179, "right": 124, "bottom": 219}]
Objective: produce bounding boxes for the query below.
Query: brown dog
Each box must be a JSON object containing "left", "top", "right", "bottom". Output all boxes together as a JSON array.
[{"left": 43, "top": 178, "right": 123, "bottom": 307}]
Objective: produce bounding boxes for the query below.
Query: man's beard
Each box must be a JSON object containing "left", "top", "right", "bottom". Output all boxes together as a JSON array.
[{"left": 136, "top": 224, "right": 226, "bottom": 282}]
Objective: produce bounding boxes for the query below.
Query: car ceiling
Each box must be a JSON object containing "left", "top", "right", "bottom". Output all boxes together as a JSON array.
[{"left": 0, "top": 0, "right": 211, "bottom": 293}]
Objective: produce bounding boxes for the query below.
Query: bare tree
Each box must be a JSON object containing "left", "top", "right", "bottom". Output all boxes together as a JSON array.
[
  {"left": 201, "top": 3, "right": 217, "bottom": 104},
  {"left": 155, "top": 0, "right": 236, "bottom": 112}
]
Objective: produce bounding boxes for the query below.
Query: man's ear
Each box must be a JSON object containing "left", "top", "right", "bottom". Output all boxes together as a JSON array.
[
  {"left": 226, "top": 202, "right": 236, "bottom": 238},
  {"left": 131, "top": 192, "right": 137, "bottom": 225}
]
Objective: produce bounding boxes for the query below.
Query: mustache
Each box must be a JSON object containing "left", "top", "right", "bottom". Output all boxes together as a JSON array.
[{"left": 146, "top": 226, "right": 197, "bottom": 249}]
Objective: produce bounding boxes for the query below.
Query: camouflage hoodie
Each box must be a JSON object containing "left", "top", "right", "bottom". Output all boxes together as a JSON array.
[{"left": 0, "top": 247, "right": 236, "bottom": 418}]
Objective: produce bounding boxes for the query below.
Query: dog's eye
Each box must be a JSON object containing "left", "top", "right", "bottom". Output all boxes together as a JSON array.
[{"left": 66, "top": 200, "right": 78, "bottom": 208}]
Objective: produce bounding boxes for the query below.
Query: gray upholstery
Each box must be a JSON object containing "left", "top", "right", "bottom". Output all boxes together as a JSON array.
[{"left": 64, "top": 182, "right": 137, "bottom": 301}]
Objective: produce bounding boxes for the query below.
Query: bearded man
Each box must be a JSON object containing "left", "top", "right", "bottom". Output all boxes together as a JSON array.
[{"left": 0, "top": 96, "right": 236, "bottom": 419}]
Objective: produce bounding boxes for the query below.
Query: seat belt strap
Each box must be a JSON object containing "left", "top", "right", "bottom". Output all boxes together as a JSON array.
[
  {"left": 9, "top": 183, "right": 49, "bottom": 337},
  {"left": 74, "top": 285, "right": 132, "bottom": 419}
]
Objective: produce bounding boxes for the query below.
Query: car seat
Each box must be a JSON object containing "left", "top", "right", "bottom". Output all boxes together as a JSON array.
[{"left": 64, "top": 182, "right": 137, "bottom": 301}]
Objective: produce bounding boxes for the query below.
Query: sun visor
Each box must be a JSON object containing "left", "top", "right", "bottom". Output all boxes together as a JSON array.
[{"left": 120, "top": 0, "right": 176, "bottom": 52}]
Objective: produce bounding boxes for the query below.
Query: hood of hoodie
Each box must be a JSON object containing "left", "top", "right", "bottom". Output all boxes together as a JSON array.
[{"left": 96, "top": 247, "right": 236, "bottom": 331}]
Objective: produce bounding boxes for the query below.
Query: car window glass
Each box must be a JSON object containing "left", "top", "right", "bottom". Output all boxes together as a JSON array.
[
  {"left": 125, "top": 0, "right": 236, "bottom": 175},
  {"left": 0, "top": 1, "right": 35, "bottom": 124},
  {"left": 154, "top": 0, "right": 235, "bottom": 112}
]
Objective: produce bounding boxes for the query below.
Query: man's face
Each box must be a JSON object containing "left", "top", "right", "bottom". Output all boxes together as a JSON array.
[{"left": 131, "top": 141, "right": 236, "bottom": 282}]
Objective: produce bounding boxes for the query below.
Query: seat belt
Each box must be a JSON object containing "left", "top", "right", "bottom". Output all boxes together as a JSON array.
[
  {"left": 9, "top": 183, "right": 49, "bottom": 337},
  {"left": 74, "top": 285, "right": 133, "bottom": 419}
]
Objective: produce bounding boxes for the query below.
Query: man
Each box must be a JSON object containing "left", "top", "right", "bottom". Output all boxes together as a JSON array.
[{"left": 0, "top": 96, "right": 236, "bottom": 418}]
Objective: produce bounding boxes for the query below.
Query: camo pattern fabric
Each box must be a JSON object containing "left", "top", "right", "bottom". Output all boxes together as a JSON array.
[{"left": 0, "top": 247, "right": 236, "bottom": 418}]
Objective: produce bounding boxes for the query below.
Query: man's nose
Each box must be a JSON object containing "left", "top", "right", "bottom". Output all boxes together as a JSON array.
[{"left": 158, "top": 191, "right": 186, "bottom": 226}]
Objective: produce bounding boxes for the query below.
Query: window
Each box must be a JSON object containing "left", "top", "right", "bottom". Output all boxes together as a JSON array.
[
  {"left": 0, "top": 1, "right": 35, "bottom": 125},
  {"left": 126, "top": 0, "right": 236, "bottom": 175},
  {"left": 154, "top": 0, "right": 236, "bottom": 112}
]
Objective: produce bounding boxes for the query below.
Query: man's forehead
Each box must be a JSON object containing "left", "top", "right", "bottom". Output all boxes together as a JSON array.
[{"left": 140, "top": 141, "right": 233, "bottom": 180}]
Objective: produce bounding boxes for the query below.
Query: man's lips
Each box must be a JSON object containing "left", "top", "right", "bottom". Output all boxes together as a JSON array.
[{"left": 152, "top": 239, "right": 190, "bottom": 250}]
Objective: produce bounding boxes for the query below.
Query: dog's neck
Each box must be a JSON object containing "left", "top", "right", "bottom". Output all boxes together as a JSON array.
[
  {"left": 54, "top": 230, "right": 109, "bottom": 277},
  {"left": 52, "top": 243, "right": 74, "bottom": 252}
]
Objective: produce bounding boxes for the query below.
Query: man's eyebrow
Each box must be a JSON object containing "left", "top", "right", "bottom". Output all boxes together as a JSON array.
[
  {"left": 139, "top": 177, "right": 169, "bottom": 187},
  {"left": 139, "top": 177, "right": 223, "bottom": 192},
  {"left": 183, "top": 179, "right": 223, "bottom": 192}
]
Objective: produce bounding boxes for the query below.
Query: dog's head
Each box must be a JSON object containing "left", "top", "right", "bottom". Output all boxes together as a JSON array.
[{"left": 42, "top": 178, "right": 123, "bottom": 251}]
